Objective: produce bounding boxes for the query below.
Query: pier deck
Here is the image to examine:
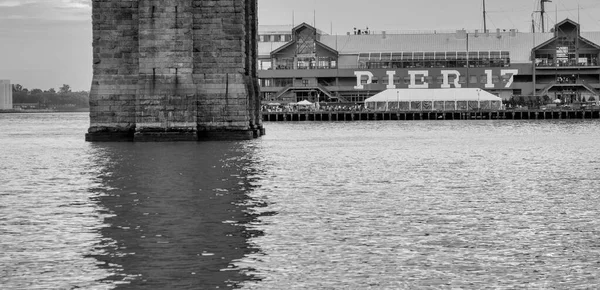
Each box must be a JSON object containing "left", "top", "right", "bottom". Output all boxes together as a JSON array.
[{"left": 262, "top": 109, "right": 600, "bottom": 122}]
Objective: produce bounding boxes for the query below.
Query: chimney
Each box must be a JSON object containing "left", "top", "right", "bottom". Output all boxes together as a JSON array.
[{"left": 456, "top": 29, "right": 467, "bottom": 39}]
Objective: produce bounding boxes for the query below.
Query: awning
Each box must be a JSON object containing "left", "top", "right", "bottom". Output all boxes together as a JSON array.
[{"left": 365, "top": 88, "right": 502, "bottom": 103}]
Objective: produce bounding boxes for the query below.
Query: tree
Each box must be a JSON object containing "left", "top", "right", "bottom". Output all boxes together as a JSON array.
[
  {"left": 12, "top": 84, "right": 23, "bottom": 92},
  {"left": 6, "top": 83, "right": 90, "bottom": 109},
  {"left": 59, "top": 84, "right": 71, "bottom": 94}
]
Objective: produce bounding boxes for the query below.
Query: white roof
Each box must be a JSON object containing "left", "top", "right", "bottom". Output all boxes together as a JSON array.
[
  {"left": 365, "top": 88, "right": 502, "bottom": 102},
  {"left": 258, "top": 42, "right": 288, "bottom": 57},
  {"left": 259, "top": 25, "right": 293, "bottom": 34},
  {"left": 296, "top": 100, "right": 313, "bottom": 105}
]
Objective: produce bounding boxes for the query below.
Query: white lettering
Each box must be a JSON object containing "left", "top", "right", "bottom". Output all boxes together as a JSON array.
[
  {"left": 441, "top": 70, "right": 461, "bottom": 88},
  {"left": 386, "top": 71, "right": 396, "bottom": 89},
  {"left": 351, "top": 69, "right": 520, "bottom": 90},
  {"left": 354, "top": 71, "right": 374, "bottom": 89},
  {"left": 484, "top": 70, "right": 494, "bottom": 88},
  {"left": 501, "top": 69, "right": 519, "bottom": 88},
  {"left": 408, "top": 70, "right": 429, "bottom": 89}
]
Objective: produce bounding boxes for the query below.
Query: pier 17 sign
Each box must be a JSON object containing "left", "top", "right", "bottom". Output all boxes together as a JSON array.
[{"left": 354, "top": 68, "right": 519, "bottom": 90}]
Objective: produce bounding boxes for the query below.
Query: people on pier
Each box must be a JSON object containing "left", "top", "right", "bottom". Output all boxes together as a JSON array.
[
  {"left": 557, "top": 75, "right": 577, "bottom": 84},
  {"left": 262, "top": 103, "right": 367, "bottom": 112}
]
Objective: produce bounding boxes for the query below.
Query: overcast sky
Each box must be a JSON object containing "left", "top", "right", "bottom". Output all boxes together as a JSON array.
[{"left": 1, "top": 0, "right": 600, "bottom": 91}]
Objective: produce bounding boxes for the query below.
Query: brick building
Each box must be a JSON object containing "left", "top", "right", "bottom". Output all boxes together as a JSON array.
[{"left": 258, "top": 19, "right": 600, "bottom": 105}]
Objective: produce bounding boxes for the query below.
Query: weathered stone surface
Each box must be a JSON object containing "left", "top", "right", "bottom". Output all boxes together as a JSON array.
[{"left": 87, "top": 0, "right": 263, "bottom": 142}]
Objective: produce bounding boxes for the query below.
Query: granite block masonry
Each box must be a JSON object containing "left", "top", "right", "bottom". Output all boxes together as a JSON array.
[{"left": 86, "top": 0, "right": 264, "bottom": 141}]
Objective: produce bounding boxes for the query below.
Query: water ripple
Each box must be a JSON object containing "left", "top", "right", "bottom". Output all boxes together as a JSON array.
[
  {"left": 3, "top": 114, "right": 600, "bottom": 289},
  {"left": 237, "top": 121, "right": 600, "bottom": 289}
]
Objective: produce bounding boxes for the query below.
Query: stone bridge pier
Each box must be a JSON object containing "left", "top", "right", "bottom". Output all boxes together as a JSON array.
[{"left": 86, "top": 0, "right": 264, "bottom": 141}]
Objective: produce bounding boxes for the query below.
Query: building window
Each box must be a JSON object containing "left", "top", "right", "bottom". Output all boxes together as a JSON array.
[
  {"left": 317, "top": 57, "right": 333, "bottom": 69},
  {"left": 492, "top": 75, "right": 500, "bottom": 84},
  {"left": 259, "top": 60, "right": 272, "bottom": 70},
  {"left": 275, "top": 58, "right": 293, "bottom": 70},
  {"left": 435, "top": 75, "right": 444, "bottom": 84},
  {"left": 357, "top": 51, "right": 509, "bottom": 69},
  {"left": 297, "top": 58, "right": 312, "bottom": 69},
  {"left": 479, "top": 75, "right": 488, "bottom": 84},
  {"left": 273, "top": 78, "right": 293, "bottom": 87},
  {"left": 358, "top": 53, "right": 370, "bottom": 69},
  {"left": 259, "top": 79, "right": 272, "bottom": 87},
  {"left": 261, "top": 92, "right": 274, "bottom": 101},
  {"left": 535, "top": 53, "right": 554, "bottom": 67}
]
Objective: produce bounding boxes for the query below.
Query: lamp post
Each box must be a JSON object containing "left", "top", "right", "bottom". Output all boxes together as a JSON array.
[
  {"left": 532, "top": 12, "right": 537, "bottom": 102},
  {"left": 466, "top": 32, "right": 469, "bottom": 89}
]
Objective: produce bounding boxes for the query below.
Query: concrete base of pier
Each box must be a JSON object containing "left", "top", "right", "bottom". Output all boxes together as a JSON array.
[
  {"left": 86, "top": 128, "right": 264, "bottom": 142},
  {"left": 85, "top": 131, "right": 135, "bottom": 142},
  {"left": 133, "top": 132, "right": 198, "bottom": 142}
]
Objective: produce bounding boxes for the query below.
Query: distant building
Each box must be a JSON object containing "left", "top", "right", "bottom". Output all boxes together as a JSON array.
[
  {"left": 13, "top": 103, "right": 40, "bottom": 110},
  {"left": 258, "top": 19, "right": 600, "bottom": 105},
  {"left": 0, "top": 80, "right": 13, "bottom": 110}
]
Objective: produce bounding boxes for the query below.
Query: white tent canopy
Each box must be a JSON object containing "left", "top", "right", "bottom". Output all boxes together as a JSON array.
[
  {"left": 364, "top": 88, "right": 503, "bottom": 111},
  {"left": 296, "top": 100, "right": 313, "bottom": 105},
  {"left": 365, "top": 88, "right": 502, "bottom": 102}
]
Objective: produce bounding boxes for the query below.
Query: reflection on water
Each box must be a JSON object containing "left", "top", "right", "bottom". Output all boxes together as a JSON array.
[
  {"left": 0, "top": 113, "right": 266, "bottom": 289},
  {"left": 3, "top": 113, "right": 600, "bottom": 289},
  {"left": 86, "top": 142, "right": 266, "bottom": 289}
]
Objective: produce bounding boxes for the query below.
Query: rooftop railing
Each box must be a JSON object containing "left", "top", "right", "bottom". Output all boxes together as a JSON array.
[{"left": 535, "top": 59, "right": 599, "bottom": 67}]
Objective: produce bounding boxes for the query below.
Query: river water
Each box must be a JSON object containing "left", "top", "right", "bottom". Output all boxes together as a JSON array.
[{"left": 1, "top": 113, "right": 600, "bottom": 289}]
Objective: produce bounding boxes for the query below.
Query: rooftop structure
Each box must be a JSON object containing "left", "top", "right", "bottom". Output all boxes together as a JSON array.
[{"left": 257, "top": 19, "right": 600, "bottom": 106}]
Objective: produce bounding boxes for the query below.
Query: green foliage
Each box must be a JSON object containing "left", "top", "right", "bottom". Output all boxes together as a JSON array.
[
  {"left": 59, "top": 84, "right": 71, "bottom": 94},
  {"left": 12, "top": 84, "right": 89, "bottom": 109},
  {"left": 12, "top": 84, "right": 23, "bottom": 92}
]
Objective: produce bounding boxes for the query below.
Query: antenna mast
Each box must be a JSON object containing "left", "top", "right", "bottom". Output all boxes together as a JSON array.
[
  {"left": 483, "top": 0, "right": 487, "bottom": 33},
  {"left": 540, "top": 0, "right": 552, "bottom": 33}
]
